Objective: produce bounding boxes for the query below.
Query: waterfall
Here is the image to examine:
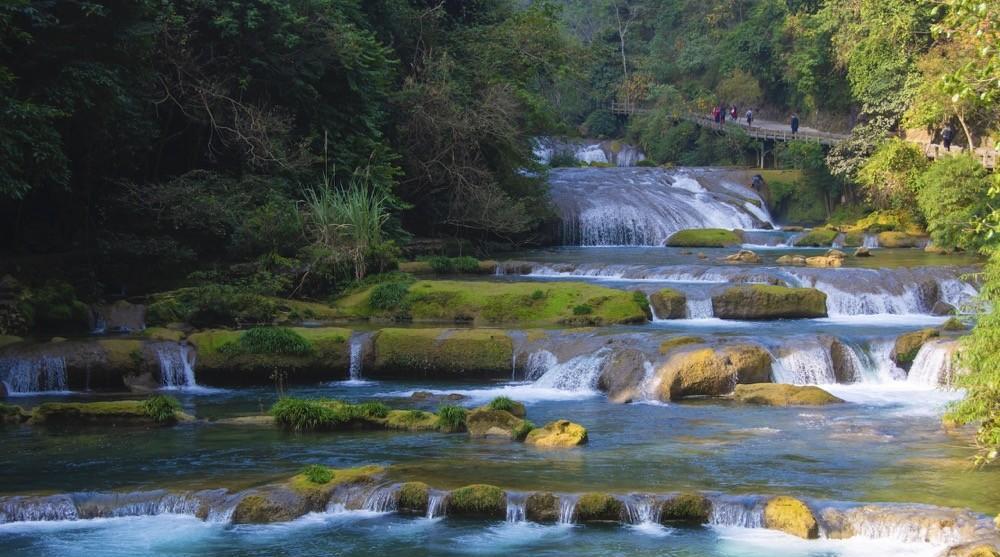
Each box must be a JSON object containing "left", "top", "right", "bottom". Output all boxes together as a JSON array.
[
  {"left": 863, "top": 234, "right": 880, "bottom": 248},
  {"left": 708, "top": 496, "right": 765, "bottom": 528},
  {"left": 770, "top": 342, "right": 837, "bottom": 385},
  {"left": 426, "top": 492, "right": 446, "bottom": 519},
  {"left": 685, "top": 298, "right": 713, "bottom": 319},
  {"left": 533, "top": 137, "right": 646, "bottom": 167},
  {"left": 532, "top": 349, "right": 610, "bottom": 391},
  {"left": 505, "top": 493, "right": 527, "bottom": 523},
  {"left": 524, "top": 350, "right": 558, "bottom": 381},
  {"left": 0, "top": 495, "right": 78, "bottom": 523},
  {"left": 361, "top": 485, "right": 399, "bottom": 513},
  {"left": 157, "top": 344, "right": 197, "bottom": 389},
  {"left": 843, "top": 340, "right": 905, "bottom": 383},
  {"left": 0, "top": 356, "right": 68, "bottom": 394},
  {"left": 349, "top": 338, "right": 364, "bottom": 381},
  {"left": 907, "top": 340, "right": 958, "bottom": 386},
  {"left": 71, "top": 491, "right": 201, "bottom": 519},
  {"left": 550, "top": 168, "right": 770, "bottom": 246},
  {"left": 831, "top": 233, "right": 845, "bottom": 249},
  {"left": 624, "top": 495, "right": 661, "bottom": 525},
  {"left": 557, "top": 496, "right": 577, "bottom": 525}
]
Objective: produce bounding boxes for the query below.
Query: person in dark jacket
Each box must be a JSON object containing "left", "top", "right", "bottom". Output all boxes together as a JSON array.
[
  {"left": 745, "top": 109, "right": 753, "bottom": 129},
  {"left": 791, "top": 113, "right": 799, "bottom": 135},
  {"left": 713, "top": 106, "right": 721, "bottom": 123},
  {"left": 942, "top": 123, "right": 955, "bottom": 151},
  {"left": 730, "top": 106, "right": 738, "bottom": 121}
]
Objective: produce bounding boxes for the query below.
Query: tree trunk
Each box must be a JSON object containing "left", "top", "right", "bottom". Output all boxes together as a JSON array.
[{"left": 956, "top": 110, "right": 975, "bottom": 150}]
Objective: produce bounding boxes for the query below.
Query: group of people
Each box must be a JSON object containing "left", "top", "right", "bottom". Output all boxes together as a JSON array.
[{"left": 710, "top": 105, "right": 800, "bottom": 134}]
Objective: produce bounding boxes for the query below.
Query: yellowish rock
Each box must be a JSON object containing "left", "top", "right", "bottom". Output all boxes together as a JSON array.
[
  {"left": 524, "top": 420, "right": 588, "bottom": 448},
  {"left": 734, "top": 384, "right": 844, "bottom": 406},
  {"left": 764, "top": 496, "right": 819, "bottom": 539}
]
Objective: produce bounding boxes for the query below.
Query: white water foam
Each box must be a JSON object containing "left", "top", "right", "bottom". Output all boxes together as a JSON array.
[
  {"left": 907, "top": 340, "right": 959, "bottom": 387},
  {"left": 0, "top": 356, "right": 69, "bottom": 395},
  {"left": 770, "top": 342, "right": 838, "bottom": 385}
]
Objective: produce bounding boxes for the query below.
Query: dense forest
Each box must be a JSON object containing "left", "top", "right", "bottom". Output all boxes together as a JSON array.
[{"left": 1, "top": 0, "right": 999, "bottom": 461}]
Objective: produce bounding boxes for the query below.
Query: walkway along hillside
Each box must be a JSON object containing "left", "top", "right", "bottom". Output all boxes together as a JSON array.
[{"left": 610, "top": 102, "right": 997, "bottom": 170}]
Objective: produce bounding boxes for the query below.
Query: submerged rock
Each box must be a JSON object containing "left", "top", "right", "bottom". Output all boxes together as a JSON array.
[
  {"left": 648, "top": 288, "right": 686, "bottom": 319},
  {"left": 854, "top": 246, "right": 872, "bottom": 257},
  {"left": 712, "top": 285, "right": 827, "bottom": 320},
  {"left": 0, "top": 403, "right": 29, "bottom": 424},
  {"left": 733, "top": 384, "right": 844, "bottom": 406},
  {"left": 446, "top": 485, "right": 506, "bottom": 519},
  {"left": 891, "top": 328, "right": 939, "bottom": 369},
  {"left": 465, "top": 408, "right": 525, "bottom": 439},
  {"left": 524, "top": 420, "right": 588, "bottom": 448},
  {"left": 655, "top": 344, "right": 772, "bottom": 401},
  {"left": 597, "top": 348, "right": 648, "bottom": 403},
  {"left": 724, "top": 250, "right": 761, "bottom": 264},
  {"left": 659, "top": 493, "right": 712, "bottom": 524},
  {"left": 525, "top": 492, "right": 559, "bottom": 523},
  {"left": 776, "top": 255, "right": 807, "bottom": 266},
  {"left": 764, "top": 496, "right": 818, "bottom": 539},
  {"left": 574, "top": 493, "right": 625, "bottom": 522}
]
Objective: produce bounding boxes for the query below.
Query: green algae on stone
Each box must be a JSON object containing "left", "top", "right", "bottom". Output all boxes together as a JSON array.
[
  {"left": 649, "top": 288, "right": 686, "bottom": 319},
  {"left": 659, "top": 336, "right": 703, "bottom": 354},
  {"left": 793, "top": 228, "right": 839, "bottom": 247},
  {"left": 574, "top": 493, "right": 625, "bottom": 522},
  {"left": 734, "top": 384, "right": 844, "bottom": 406},
  {"left": 655, "top": 344, "right": 772, "bottom": 401},
  {"left": 666, "top": 228, "right": 743, "bottom": 248},
  {"left": 371, "top": 328, "right": 514, "bottom": 379},
  {"left": 525, "top": 492, "right": 560, "bottom": 523},
  {"left": 891, "top": 328, "right": 939, "bottom": 369},
  {"left": 712, "top": 285, "right": 827, "bottom": 320},
  {"left": 30, "top": 397, "right": 187, "bottom": 427},
  {"left": 660, "top": 493, "right": 712, "bottom": 524},
  {"left": 397, "top": 482, "right": 430, "bottom": 515},
  {"left": 447, "top": 484, "right": 506, "bottom": 519},
  {"left": 465, "top": 408, "right": 525, "bottom": 439},
  {"left": 524, "top": 420, "right": 588, "bottom": 448},
  {"left": 0, "top": 403, "right": 30, "bottom": 425}
]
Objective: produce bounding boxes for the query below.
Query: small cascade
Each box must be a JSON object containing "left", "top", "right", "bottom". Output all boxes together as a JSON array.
[
  {"left": 770, "top": 342, "right": 837, "bottom": 385},
  {"left": 708, "top": 496, "right": 765, "bottom": 529},
  {"left": 157, "top": 344, "right": 197, "bottom": 389},
  {"left": 907, "top": 340, "right": 959, "bottom": 387},
  {"left": 361, "top": 485, "right": 399, "bottom": 513},
  {"left": 0, "top": 356, "right": 68, "bottom": 394},
  {"left": 846, "top": 339, "right": 905, "bottom": 383},
  {"left": 532, "top": 349, "right": 610, "bottom": 392},
  {"left": 624, "top": 495, "right": 661, "bottom": 525},
  {"left": 831, "top": 233, "right": 845, "bottom": 249},
  {"left": 0, "top": 495, "right": 78, "bottom": 523},
  {"left": 505, "top": 493, "right": 527, "bottom": 523},
  {"left": 71, "top": 491, "right": 201, "bottom": 519},
  {"left": 557, "top": 496, "right": 577, "bottom": 525},
  {"left": 426, "top": 492, "right": 446, "bottom": 519},
  {"left": 685, "top": 298, "right": 713, "bottom": 319},
  {"left": 524, "top": 350, "right": 558, "bottom": 381},
  {"left": 863, "top": 234, "right": 880, "bottom": 248}
]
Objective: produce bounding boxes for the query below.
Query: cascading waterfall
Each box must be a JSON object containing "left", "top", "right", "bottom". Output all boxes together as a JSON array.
[
  {"left": 426, "top": 492, "right": 446, "bottom": 519},
  {"left": 863, "top": 234, "right": 880, "bottom": 248},
  {"left": 0, "top": 356, "right": 68, "bottom": 394},
  {"left": 624, "top": 495, "right": 662, "bottom": 525},
  {"left": 505, "top": 493, "right": 527, "bottom": 523},
  {"left": 524, "top": 350, "right": 559, "bottom": 381},
  {"left": 533, "top": 137, "right": 646, "bottom": 167},
  {"left": 362, "top": 485, "right": 399, "bottom": 513},
  {"left": 708, "top": 496, "right": 766, "bottom": 529},
  {"left": 841, "top": 339, "right": 905, "bottom": 383},
  {"left": 907, "top": 340, "right": 959, "bottom": 386},
  {"left": 550, "top": 168, "right": 771, "bottom": 246},
  {"left": 685, "top": 298, "right": 713, "bottom": 319},
  {"left": 558, "top": 496, "right": 577, "bottom": 525},
  {"left": 1, "top": 495, "right": 78, "bottom": 523},
  {"left": 770, "top": 342, "right": 838, "bottom": 385},
  {"left": 532, "top": 349, "right": 610, "bottom": 392},
  {"left": 349, "top": 338, "right": 365, "bottom": 381},
  {"left": 157, "top": 344, "right": 197, "bottom": 389}
]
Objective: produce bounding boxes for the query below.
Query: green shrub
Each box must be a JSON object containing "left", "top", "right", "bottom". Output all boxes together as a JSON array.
[
  {"left": 513, "top": 420, "right": 535, "bottom": 442},
  {"left": 142, "top": 395, "right": 181, "bottom": 423},
  {"left": 451, "top": 256, "right": 480, "bottom": 273},
  {"left": 636, "top": 159, "right": 657, "bottom": 167},
  {"left": 302, "top": 464, "right": 333, "bottom": 484},
  {"left": 488, "top": 396, "right": 516, "bottom": 412},
  {"left": 583, "top": 109, "right": 619, "bottom": 138},
  {"left": 530, "top": 289, "right": 545, "bottom": 300},
  {"left": 368, "top": 281, "right": 411, "bottom": 311},
  {"left": 916, "top": 155, "right": 995, "bottom": 251},
  {"left": 220, "top": 326, "right": 313, "bottom": 355},
  {"left": 148, "top": 285, "right": 277, "bottom": 328},
  {"left": 427, "top": 256, "right": 455, "bottom": 274},
  {"left": 20, "top": 281, "right": 91, "bottom": 333},
  {"left": 632, "top": 290, "right": 650, "bottom": 313},
  {"left": 548, "top": 151, "right": 581, "bottom": 167},
  {"left": 573, "top": 304, "right": 593, "bottom": 315},
  {"left": 436, "top": 405, "right": 467, "bottom": 432},
  {"left": 355, "top": 401, "right": 390, "bottom": 419},
  {"left": 271, "top": 398, "right": 344, "bottom": 430}
]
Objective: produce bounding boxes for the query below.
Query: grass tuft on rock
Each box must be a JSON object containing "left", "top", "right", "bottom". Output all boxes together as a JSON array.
[
  {"left": 219, "top": 326, "right": 313, "bottom": 356},
  {"left": 488, "top": 396, "right": 517, "bottom": 412},
  {"left": 301, "top": 464, "right": 334, "bottom": 485},
  {"left": 142, "top": 395, "right": 182, "bottom": 423},
  {"left": 436, "top": 405, "right": 467, "bottom": 433}
]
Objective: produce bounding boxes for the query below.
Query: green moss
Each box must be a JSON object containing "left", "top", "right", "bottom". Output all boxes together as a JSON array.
[
  {"left": 301, "top": 464, "right": 334, "bottom": 485},
  {"left": 287, "top": 465, "right": 384, "bottom": 494},
  {"left": 0, "top": 335, "right": 23, "bottom": 349},
  {"left": 397, "top": 482, "right": 430, "bottom": 514},
  {"left": 369, "top": 281, "right": 412, "bottom": 311},
  {"left": 371, "top": 329, "right": 514, "bottom": 378},
  {"left": 141, "top": 327, "right": 185, "bottom": 342},
  {"left": 842, "top": 231, "right": 864, "bottom": 247},
  {"left": 383, "top": 409, "right": 439, "bottom": 431},
  {"left": 189, "top": 327, "right": 350, "bottom": 384},
  {"left": 142, "top": 395, "right": 182, "bottom": 423},
  {"left": 574, "top": 493, "right": 624, "bottom": 522},
  {"left": 659, "top": 336, "right": 703, "bottom": 354},
  {"left": 512, "top": 420, "right": 536, "bottom": 442},
  {"left": 447, "top": 484, "right": 506, "bottom": 518},
  {"left": 649, "top": 288, "right": 686, "bottom": 319},
  {"left": 893, "top": 328, "right": 940, "bottom": 367},
  {"left": 465, "top": 408, "right": 525, "bottom": 438},
  {"left": 660, "top": 493, "right": 712, "bottom": 523},
  {"left": 336, "top": 280, "right": 648, "bottom": 326},
  {"left": 97, "top": 339, "right": 145, "bottom": 372},
  {"left": 666, "top": 228, "right": 742, "bottom": 248},
  {"left": 877, "top": 230, "right": 921, "bottom": 248},
  {"left": 572, "top": 304, "right": 592, "bottom": 315},
  {"left": 31, "top": 399, "right": 183, "bottom": 426},
  {"left": 941, "top": 317, "right": 968, "bottom": 331},
  {"left": 712, "top": 285, "right": 827, "bottom": 319},
  {"left": 0, "top": 403, "right": 30, "bottom": 425},
  {"left": 793, "top": 228, "right": 839, "bottom": 247},
  {"left": 219, "top": 326, "right": 313, "bottom": 355}
]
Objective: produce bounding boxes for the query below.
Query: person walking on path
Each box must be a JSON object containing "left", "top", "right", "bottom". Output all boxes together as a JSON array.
[
  {"left": 713, "top": 106, "right": 721, "bottom": 123},
  {"left": 730, "top": 106, "right": 738, "bottom": 121},
  {"left": 791, "top": 113, "right": 799, "bottom": 135},
  {"left": 745, "top": 108, "right": 753, "bottom": 129},
  {"left": 720, "top": 104, "right": 727, "bottom": 123},
  {"left": 942, "top": 123, "right": 955, "bottom": 151}
]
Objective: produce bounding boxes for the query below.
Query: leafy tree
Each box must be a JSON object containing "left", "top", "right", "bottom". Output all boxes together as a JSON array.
[
  {"left": 915, "top": 155, "right": 995, "bottom": 252},
  {"left": 857, "top": 139, "right": 928, "bottom": 210}
]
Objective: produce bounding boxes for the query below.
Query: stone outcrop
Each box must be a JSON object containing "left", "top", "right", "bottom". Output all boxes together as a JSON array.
[
  {"left": 446, "top": 484, "right": 506, "bottom": 519},
  {"left": 524, "top": 420, "right": 588, "bottom": 448},
  {"left": 597, "top": 348, "right": 648, "bottom": 403},
  {"left": 724, "top": 250, "right": 761, "bottom": 264},
  {"left": 764, "top": 496, "right": 818, "bottom": 539},
  {"left": 655, "top": 344, "right": 772, "bottom": 401},
  {"left": 659, "top": 493, "right": 712, "bottom": 523},
  {"left": 525, "top": 492, "right": 559, "bottom": 523},
  {"left": 574, "top": 493, "right": 625, "bottom": 522},
  {"left": 665, "top": 228, "right": 743, "bottom": 248},
  {"left": 891, "top": 328, "right": 939, "bottom": 369},
  {"left": 465, "top": 408, "right": 525, "bottom": 439},
  {"left": 712, "top": 285, "right": 828, "bottom": 320},
  {"left": 733, "top": 384, "right": 844, "bottom": 406},
  {"left": 648, "top": 288, "right": 686, "bottom": 319},
  {"left": 370, "top": 328, "right": 513, "bottom": 379}
]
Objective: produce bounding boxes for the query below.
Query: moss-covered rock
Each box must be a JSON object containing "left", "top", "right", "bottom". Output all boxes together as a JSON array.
[
  {"left": 524, "top": 420, "right": 588, "bottom": 448},
  {"left": 655, "top": 344, "right": 772, "bottom": 401},
  {"left": 1, "top": 403, "right": 30, "bottom": 424},
  {"left": 659, "top": 493, "right": 712, "bottom": 524},
  {"left": 0, "top": 335, "right": 23, "bottom": 349},
  {"left": 877, "top": 231, "right": 921, "bottom": 248},
  {"left": 712, "top": 285, "right": 827, "bottom": 320},
  {"left": 666, "top": 228, "right": 743, "bottom": 248},
  {"left": 234, "top": 465, "right": 384, "bottom": 525},
  {"left": 734, "top": 384, "right": 844, "bottom": 406},
  {"left": 574, "top": 493, "right": 625, "bottom": 522},
  {"left": 29, "top": 399, "right": 187, "bottom": 427},
  {"left": 446, "top": 484, "right": 506, "bottom": 519},
  {"left": 648, "top": 288, "right": 686, "bottom": 319},
  {"left": 336, "top": 280, "right": 648, "bottom": 326},
  {"left": 891, "top": 328, "right": 939, "bottom": 369},
  {"left": 941, "top": 317, "right": 967, "bottom": 331},
  {"left": 383, "top": 409, "right": 440, "bottom": 431},
  {"left": 465, "top": 408, "right": 525, "bottom": 439},
  {"left": 943, "top": 544, "right": 1000, "bottom": 557},
  {"left": 842, "top": 231, "right": 864, "bottom": 247},
  {"left": 232, "top": 492, "right": 307, "bottom": 524},
  {"left": 141, "top": 327, "right": 186, "bottom": 342},
  {"left": 397, "top": 482, "right": 430, "bottom": 515},
  {"left": 370, "top": 328, "right": 514, "bottom": 379},
  {"left": 794, "top": 228, "right": 838, "bottom": 247},
  {"left": 525, "top": 492, "right": 559, "bottom": 523},
  {"left": 764, "top": 496, "right": 818, "bottom": 539},
  {"left": 659, "top": 336, "right": 704, "bottom": 354},
  {"left": 188, "top": 327, "right": 351, "bottom": 385}
]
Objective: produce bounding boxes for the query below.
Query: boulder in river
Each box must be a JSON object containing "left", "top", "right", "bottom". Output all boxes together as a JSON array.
[
  {"left": 891, "top": 328, "right": 939, "bottom": 369},
  {"left": 829, "top": 339, "right": 858, "bottom": 383},
  {"left": 932, "top": 301, "right": 957, "bottom": 316},
  {"left": 397, "top": 482, "right": 430, "bottom": 515},
  {"left": 370, "top": 328, "right": 513, "bottom": 380},
  {"left": 776, "top": 255, "right": 807, "bottom": 266},
  {"left": 525, "top": 492, "right": 559, "bottom": 523},
  {"left": 794, "top": 228, "right": 838, "bottom": 247},
  {"left": 446, "top": 484, "right": 506, "bottom": 519},
  {"left": 524, "top": 420, "right": 588, "bottom": 448},
  {"left": 665, "top": 228, "right": 743, "bottom": 248},
  {"left": 574, "top": 493, "right": 625, "bottom": 522},
  {"left": 805, "top": 254, "right": 843, "bottom": 267},
  {"left": 764, "top": 496, "right": 818, "bottom": 539},
  {"left": 723, "top": 250, "right": 761, "bottom": 264},
  {"left": 465, "top": 408, "right": 525, "bottom": 439},
  {"left": 854, "top": 246, "right": 872, "bottom": 257},
  {"left": 655, "top": 344, "right": 772, "bottom": 400},
  {"left": 659, "top": 493, "right": 712, "bottom": 524},
  {"left": 598, "top": 348, "right": 649, "bottom": 403},
  {"left": 648, "top": 288, "right": 686, "bottom": 319},
  {"left": 712, "top": 285, "right": 828, "bottom": 320},
  {"left": 733, "top": 384, "right": 844, "bottom": 406},
  {"left": 877, "top": 231, "right": 922, "bottom": 248}
]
